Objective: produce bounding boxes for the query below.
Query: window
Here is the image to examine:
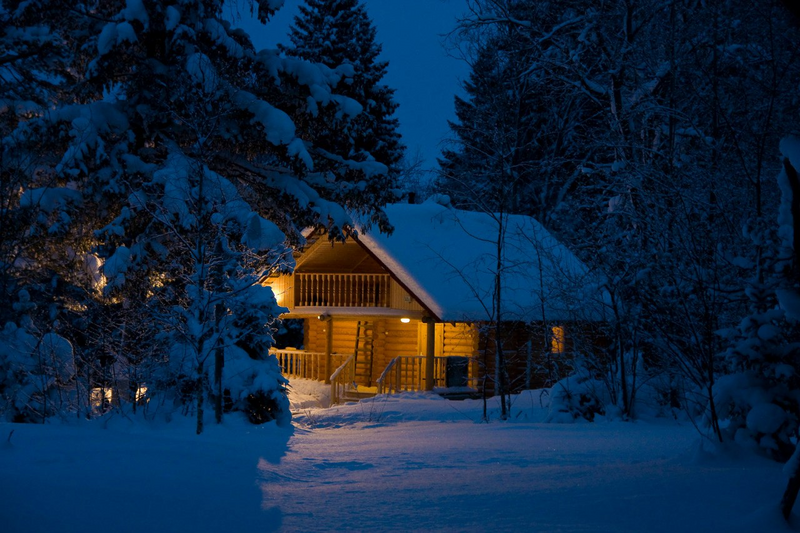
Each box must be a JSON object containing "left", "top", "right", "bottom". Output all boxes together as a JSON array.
[
  {"left": 90, "top": 387, "right": 112, "bottom": 412},
  {"left": 550, "top": 326, "right": 565, "bottom": 354}
]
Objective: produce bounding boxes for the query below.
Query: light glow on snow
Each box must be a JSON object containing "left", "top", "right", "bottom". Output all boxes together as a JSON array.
[{"left": 1, "top": 395, "right": 793, "bottom": 532}]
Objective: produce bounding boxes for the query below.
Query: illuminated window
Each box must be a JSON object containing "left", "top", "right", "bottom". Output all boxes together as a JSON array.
[
  {"left": 135, "top": 385, "right": 148, "bottom": 403},
  {"left": 90, "top": 387, "right": 112, "bottom": 411},
  {"left": 550, "top": 326, "right": 565, "bottom": 354}
]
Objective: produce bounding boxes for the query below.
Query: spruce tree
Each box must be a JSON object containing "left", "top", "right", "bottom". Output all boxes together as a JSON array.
[
  {"left": 439, "top": 34, "right": 541, "bottom": 215},
  {"left": 281, "top": 0, "right": 404, "bottom": 205}
]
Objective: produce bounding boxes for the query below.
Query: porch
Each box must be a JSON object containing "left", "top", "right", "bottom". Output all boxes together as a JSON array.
[{"left": 271, "top": 347, "right": 479, "bottom": 404}]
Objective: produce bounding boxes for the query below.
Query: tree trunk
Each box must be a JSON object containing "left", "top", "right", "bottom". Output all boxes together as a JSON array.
[
  {"left": 781, "top": 157, "right": 800, "bottom": 520},
  {"left": 495, "top": 214, "right": 508, "bottom": 420},
  {"left": 214, "top": 341, "right": 223, "bottom": 424},
  {"left": 196, "top": 362, "right": 204, "bottom": 435},
  {"left": 785, "top": 158, "right": 800, "bottom": 280},
  {"left": 782, "top": 445, "right": 800, "bottom": 520},
  {"left": 212, "top": 238, "right": 226, "bottom": 424}
]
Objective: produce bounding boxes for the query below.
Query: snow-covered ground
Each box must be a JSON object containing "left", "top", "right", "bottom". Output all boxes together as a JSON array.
[{"left": 1, "top": 389, "right": 797, "bottom": 532}]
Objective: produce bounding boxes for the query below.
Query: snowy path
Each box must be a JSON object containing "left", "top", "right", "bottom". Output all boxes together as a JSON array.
[
  {"left": 0, "top": 395, "right": 793, "bottom": 532},
  {"left": 261, "top": 422, "right": 781, "bottom": 532}
]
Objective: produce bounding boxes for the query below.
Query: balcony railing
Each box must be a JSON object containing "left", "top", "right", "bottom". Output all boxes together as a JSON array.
[{"left": 294, "top": 273, "right": 390, "bottom": 307}]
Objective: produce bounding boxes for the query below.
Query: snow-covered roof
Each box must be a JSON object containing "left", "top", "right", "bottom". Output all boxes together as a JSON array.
[{"left": 357, "top": 199, "right": 605, "bottom": 322}]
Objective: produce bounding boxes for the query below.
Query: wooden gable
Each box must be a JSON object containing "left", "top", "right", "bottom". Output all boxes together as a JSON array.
[{"left": 267, "top": 232, "right": 427, "bottom": 317}]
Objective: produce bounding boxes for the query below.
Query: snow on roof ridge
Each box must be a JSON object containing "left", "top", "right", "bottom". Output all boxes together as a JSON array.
[
  {"left": 357, "top": 226, "right": 445, "bottom": 320},
  {"left": 356, "top": 202, "right": 595, "bottom": 322}
]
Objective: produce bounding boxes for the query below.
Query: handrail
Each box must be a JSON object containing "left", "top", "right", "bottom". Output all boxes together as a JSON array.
[
  {"left": 376, "top": 357, "right": 400, "bottom": 395},
  {"left": 271, "top": 349, "right": 347, "bottom": 382},
  {"left": 376, "top": 355, "right": 458, "bottom": 395},
  {"left": 330, "top": 354, "right": 356, "bottom": 405}
]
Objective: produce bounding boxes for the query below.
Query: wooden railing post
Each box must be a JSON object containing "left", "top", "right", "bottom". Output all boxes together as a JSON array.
[
  {"left": 424, "top": 319, "right": 435, "bottom": 391},
  {"left": 324, "top": 317, "right": 333, "bottom": 384}
]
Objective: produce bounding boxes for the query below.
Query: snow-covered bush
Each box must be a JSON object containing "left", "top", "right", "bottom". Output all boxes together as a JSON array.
[
  {"left": 223, "top": 346, "right": 289, "bottom": 427},
  {"left": 546, "top": 364, "right": 606, "bottom": 422},
  {"left": 0, "top": 322, "right": 76, "bottom": 422},
  {"left": 544, "top": 349, "right": 682, "bottom": 422}
]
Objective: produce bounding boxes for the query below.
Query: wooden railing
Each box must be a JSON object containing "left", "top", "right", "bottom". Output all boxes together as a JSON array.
[
  {"left": 272, "top": 349, "right": 346, "bottom": 382},
  {"left": 376, "top": 357, "right": 401, "bottom": 395},
  {"left": 376, "top": 356, "right": 452, "bottom": 394},
  {"left": 294, "top": 273, "right": 390, "bottom": 307},
  {"left": 330, "top": 354, "right": 356, "bottom": 405}
]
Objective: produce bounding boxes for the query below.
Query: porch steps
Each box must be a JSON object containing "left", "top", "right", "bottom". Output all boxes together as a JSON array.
[
  {"left": 340, "top": 385, "right": 378, "bottom": 403},
  {"left": 353, "top": 321, "right": 375, "bottom": 386}
]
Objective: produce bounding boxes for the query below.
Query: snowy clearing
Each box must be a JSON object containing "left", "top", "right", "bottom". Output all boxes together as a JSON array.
[{"left": 0, "top": 392, "right": 797, "bottom": 532}]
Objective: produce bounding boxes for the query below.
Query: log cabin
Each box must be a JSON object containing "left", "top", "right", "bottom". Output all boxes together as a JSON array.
[{"left": 266, "top": 197, "right": 605, "bottom": 404}]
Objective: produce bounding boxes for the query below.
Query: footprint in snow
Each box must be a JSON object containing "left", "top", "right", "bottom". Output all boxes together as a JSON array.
[{"left": 312, "top": 461, "right": 374, "bottom": 471}]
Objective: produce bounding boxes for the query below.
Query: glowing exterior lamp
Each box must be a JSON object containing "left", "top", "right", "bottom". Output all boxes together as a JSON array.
[{"left": 400, "top": 317, "right": 411, "bottom": 323}]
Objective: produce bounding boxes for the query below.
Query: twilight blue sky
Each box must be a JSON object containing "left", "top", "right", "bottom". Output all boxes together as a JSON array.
[{"left": 229, "top": 0, "right": 470, "bottom": 173}]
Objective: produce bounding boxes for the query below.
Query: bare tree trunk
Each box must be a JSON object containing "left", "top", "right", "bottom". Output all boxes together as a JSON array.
[
  {"left": 495, "top": 213, "right": 508, "bottom": 420},
  {"left": 214, "top": 342, "right": 223, "bottom": 424},
  {"left": 782, "top": 446, "right": 800, "bottom": 520},
  {"left": 213, "top": 239, "right": 225, "bottom": 425},
  {"left": 785, "top": 159, "right": 800, "bottom": 280},
  {"left": 781, "top": 157, "right": 800, "bottom": 520},
  {"left": 196, "top": 362, "right": 204, "bottom": 435}
]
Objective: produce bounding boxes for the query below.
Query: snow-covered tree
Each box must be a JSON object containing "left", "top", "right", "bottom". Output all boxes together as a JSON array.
[
  {"left": 714, "top": 224, "right": 800, "bottom": 459},
  {"left": 444, "top": 0, "right": 800, "bottom": 420},
  {"left": 281, "top": 0, "right": 404, "bottom": 201},
  {"left": 712, "top": 138, "right": 800, "bottom": 466},
  {"left": 1, "top": 0, "right": 396, "bottom": 430}
]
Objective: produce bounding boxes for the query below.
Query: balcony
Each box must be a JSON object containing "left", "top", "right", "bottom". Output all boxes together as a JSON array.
[{"left": 294, "top": 273, "right": 391, "bottom": 308}]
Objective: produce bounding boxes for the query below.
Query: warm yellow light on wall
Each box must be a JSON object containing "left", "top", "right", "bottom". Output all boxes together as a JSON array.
[
  {"left": 400, "top": 317, "right": 411, "bottom": 323},
  {"left": 263, "top": 280, "right": 285, "bottom": 306},
  {"left": 551, "top": 326, "right": 565, "bottom": 354}
]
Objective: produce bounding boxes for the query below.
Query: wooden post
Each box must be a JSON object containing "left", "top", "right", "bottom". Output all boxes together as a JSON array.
[
  {"left": 425, "top": 319, "right": 435, "bottom": 391},
  {"left": 781, "top": 157, "right": 800, "bottom": 521},
  {"left": 324, "top": 317, "right": 333, "bottom": 384}
]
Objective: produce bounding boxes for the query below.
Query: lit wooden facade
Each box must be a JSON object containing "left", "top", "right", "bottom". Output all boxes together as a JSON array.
[
  {"left": 266, "top": 226, "right": 578, "bottom": 403},
  {"left": 267, "top": 231, "right": 484, "bottom": 402}
]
